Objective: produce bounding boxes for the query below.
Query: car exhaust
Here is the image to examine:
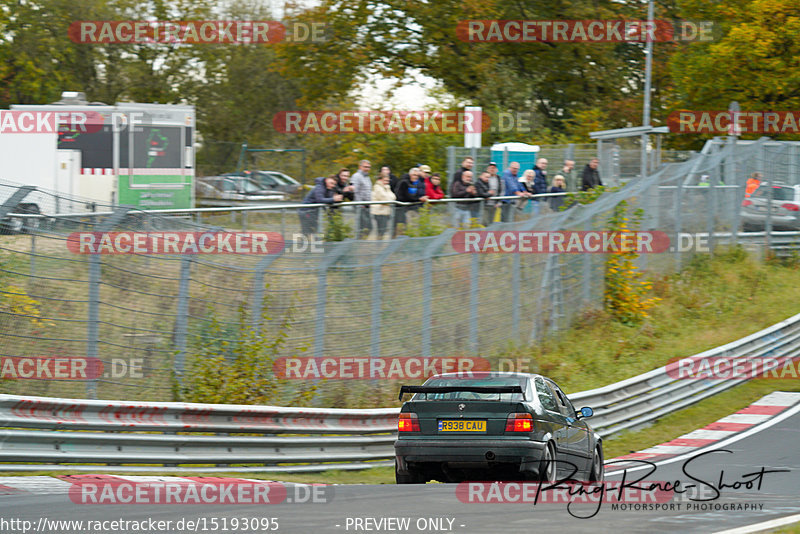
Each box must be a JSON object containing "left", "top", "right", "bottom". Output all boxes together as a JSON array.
[{"left": 485, "top": 451, "right": 496, "bottom": 461}]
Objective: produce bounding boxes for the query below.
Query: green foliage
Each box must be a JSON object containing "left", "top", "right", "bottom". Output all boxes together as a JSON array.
[
  {"left": 278, "top": 0, "right": 650, "bottom": 137},
  {"left": 181, "top": 300, "right": 315, "bottom": 406},
  {"left": 402, "top": 205, "right": 447, "bottom": 237},
  {"left": 669, "top": 0, "right": 800, "bottom": 146},
  {"left": 324, "top": 209, "right": 353, "bottom": 241},
  {"left": 604, "top": 200, "right": 659, "bottom": 324}
]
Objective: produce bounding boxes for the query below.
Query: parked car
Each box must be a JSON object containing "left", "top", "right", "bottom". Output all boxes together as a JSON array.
[
  {"left": 741, "top": 183, "right": 800, "bottom": 231},
  {"left": 195, "top": 176, "right": 288, "bottom": 206},
  {"left": 394, "top": 372, "right": 602, "bottom": 484},
  {"left": 0, "top": 202, "right": 41, "bottom": 235},
  {"left": 225, "top": 170, "right": 302, "bottom": 195}
]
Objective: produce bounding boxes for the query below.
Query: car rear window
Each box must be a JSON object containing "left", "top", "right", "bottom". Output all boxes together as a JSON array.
[
  {"left": 414, "top": 377, "right": 526, "bottom": 402},
  {"left": 752, "top": 185, "right": 794, "bottom": 201}
]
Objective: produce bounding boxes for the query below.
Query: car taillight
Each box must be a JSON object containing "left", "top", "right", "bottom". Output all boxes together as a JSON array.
[
  {"left": 505, "top": 413, "right": 533, "bottom": 432},
  {"left": 742, "top": 199, "right": 752, "bottom": 207},
  {"left": 398, "top": 413, "right": 420, "bottom": 432},
  {"left": 782, "top": 203, "right": 800, "bottom": 211}
]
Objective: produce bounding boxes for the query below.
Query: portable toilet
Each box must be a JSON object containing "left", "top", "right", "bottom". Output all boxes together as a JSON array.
[{"left": 490, "top": 142, "right": 540, "bottom": 173}]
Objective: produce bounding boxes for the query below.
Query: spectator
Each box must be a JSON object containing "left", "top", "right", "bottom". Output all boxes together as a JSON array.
[
  {"left": 452, "top": 170, "right": 478, "bottom": 227},
  {"left": 500, "top": 162, "right": 532, "bottom": 222},
  {"left": 335, "top": 168, "right": 355, "bottom": 201},
  {"left": 351, "top": 159, "right": 373, "bottom": 238},
  {"left": 450, "top": 157, "right": 475, "bottom": 196},
  {"left": 484, "top": 162, "right": 502, "bottom": 224},
  {"left": 370, "top": 172, "right": 396, "bottom": 239},
  {"left": 298, "top": 176, "right": 343, "bottom": 235},
  {"left": 745, "top": 172, "right": 763, "bottom": 197},
  {"left": 396, "top": 167, "right": 429, "bottom": 228},
  {"left": 425, "top": 172, "right": 445, "bottom": 200},
  {"left": 379, "top": 165, "right": 399, "bottom": 193},
  {"left": 518, "top": 169, "right": 535, "bottom": 213},
  {"left": 553, "top": 160, "right": 575, "bottom": 191},
  {"left": 519, "top": 169, "right": 535, "bottom": 192},
  {"left": 475, "top": 171, "right": 497, "bottom": 226},
  {"left": 532, "top": 158, "right": 548, "bottom": 214},
  {"left": 549, "top": 175, "right": 567, "bottom": 212},
  {"left": 581, "top": 158, "right": 603, "bottom": 191}
]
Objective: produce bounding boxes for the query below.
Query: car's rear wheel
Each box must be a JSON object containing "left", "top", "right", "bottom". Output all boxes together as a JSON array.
[
  {"left": 395, "top": 459, "right": 424, "bottom": 484},
  {"left": 539, "top": 442, "right": 557, "bottom": 483},
  {"left": 589, "top": 445, "right": 604, "bottom": 482}
]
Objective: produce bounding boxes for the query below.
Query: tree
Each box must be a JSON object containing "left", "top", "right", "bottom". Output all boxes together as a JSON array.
[
  {"left": 669, "top": 0, "right": 800, "bottom": 145},
  {"left": 277, "top": 0, "right": 658, "bottom": 137}
]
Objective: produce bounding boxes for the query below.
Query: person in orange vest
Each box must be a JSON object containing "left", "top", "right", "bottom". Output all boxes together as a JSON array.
[{"left": 745, "top": 172, "right": 763, "bottom": 197}]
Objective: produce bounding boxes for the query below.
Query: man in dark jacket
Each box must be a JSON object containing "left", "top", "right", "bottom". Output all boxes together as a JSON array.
[
  {"left": 335, "top": 168, "right": 355, "bottom": 201},
  {"left": 532, "top": 158, "right": 548, "bottom": 214},
  {"left": 395, "top": 167, "right": 429, "bottom": 229},
  {"left": 449, "top": 157, "right": 474, "bottom": 196},
  {"left": 474, "top": 171, "right": 497, "bottom": 226},
  {"left": 452, "top": 170, "right": 479, "bottom": 227},
  {"left": 298, "top": 176, "right": 343, "bottom": 235},
  {"left": 581, "top": 158, "right": 603, "bottom": 191}
]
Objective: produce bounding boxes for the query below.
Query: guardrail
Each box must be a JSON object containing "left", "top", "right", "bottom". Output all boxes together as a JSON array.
[{"left": 1, "top": 312, "right": 798, "bottom": 472}]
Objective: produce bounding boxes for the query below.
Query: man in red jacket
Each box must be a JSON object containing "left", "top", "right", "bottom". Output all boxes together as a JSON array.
[{"left": 425, "top": 172, "right": 445, "bottom": 200}]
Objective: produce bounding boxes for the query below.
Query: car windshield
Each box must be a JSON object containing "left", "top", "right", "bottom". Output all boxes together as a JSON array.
[
  {"left": 252, "top": 172, "right": 280, "bottom": 187},
  {"left": 235, "top": 178, "right": 265, "bottom": 193},
  {"left": 752, "top": 185, "right": 794, "bottom": 201},
  {"left": 413, "top": 376, "right": 525, "bottom": 402}
]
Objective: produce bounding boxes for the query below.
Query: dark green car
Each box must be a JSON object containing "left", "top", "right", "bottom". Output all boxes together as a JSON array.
[{"left": 394, "top": 372, "right": 602, "bottom": 484}]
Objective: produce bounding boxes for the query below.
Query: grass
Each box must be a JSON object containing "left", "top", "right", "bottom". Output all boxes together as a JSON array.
[{"left": 491, "top": 247, "right": 800, "bottom": 395}]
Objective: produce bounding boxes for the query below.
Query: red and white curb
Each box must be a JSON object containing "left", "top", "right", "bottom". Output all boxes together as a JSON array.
[{"left": 604, "top": 391, "right": 800, "bottom": 472}]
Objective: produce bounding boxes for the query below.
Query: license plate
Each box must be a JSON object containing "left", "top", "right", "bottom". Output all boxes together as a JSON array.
[{"left": 438, "top": 420, "right": 486, "bottom": 432}]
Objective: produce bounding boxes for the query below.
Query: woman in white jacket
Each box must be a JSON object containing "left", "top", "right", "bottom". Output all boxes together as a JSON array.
[{"left": 371, "top": 173, "right": 396, "bottom": 239}]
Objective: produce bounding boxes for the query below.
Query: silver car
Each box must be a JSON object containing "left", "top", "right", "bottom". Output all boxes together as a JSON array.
[
  {"left": 195, "top": 176, "right": 288, "bottom": 206},
  {"left": 741, "top": 183, "right": 800, "bottom": 231}
]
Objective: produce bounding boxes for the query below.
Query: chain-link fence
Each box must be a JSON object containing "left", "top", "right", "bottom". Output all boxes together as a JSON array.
[{"left": 1, "top": 138, "right": 798, "bottom": 404}]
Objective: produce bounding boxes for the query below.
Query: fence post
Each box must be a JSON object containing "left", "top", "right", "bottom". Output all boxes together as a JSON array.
[
  {"left": 173, "top": 255, "right": 193, "bottom": 380},
  {"left": 469, "top": 253, "right": 479, "bottom": 353},
  {"left": 582, "top": 218, "right": 592, "bottom": 305},
  {"left": 250, "top": 250, "right": 284, "bottom": 330},
  {"left": 422, "top": 229, "right": 456, "bottom": 357},
  {"left": 86, "top": 206, "right": 131, "bottom": 399},
  {"left": 314, "top": 240, "right": 354, "bottom": 359},
  {"left": 371, "top": 238, "right": 407, "bottom": 363},
  {"left": 29, "top": 233, "right": 36, "bottom": 287},
  {"left": 512, "top": 253, "right": 520, "bottom": 339}
]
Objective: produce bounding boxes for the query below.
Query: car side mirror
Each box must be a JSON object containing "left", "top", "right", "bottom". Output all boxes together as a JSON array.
[{"left": 576, "top": 407, "right": 593, "bottom": 419}]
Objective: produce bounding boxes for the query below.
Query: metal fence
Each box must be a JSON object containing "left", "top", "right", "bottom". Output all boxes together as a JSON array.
[{"left": 1, "top": 138, "right": 799, "bottom": 405}]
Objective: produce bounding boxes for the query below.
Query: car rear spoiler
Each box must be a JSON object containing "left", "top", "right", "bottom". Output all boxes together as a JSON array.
[{"left": 398, "top": 385, "right": 525, "bottom": 401}]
